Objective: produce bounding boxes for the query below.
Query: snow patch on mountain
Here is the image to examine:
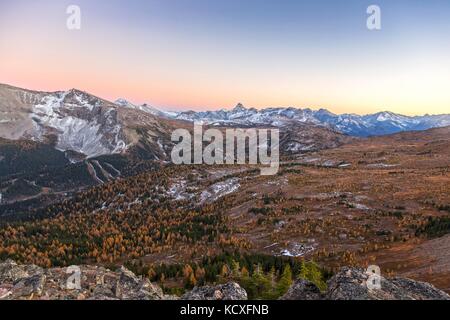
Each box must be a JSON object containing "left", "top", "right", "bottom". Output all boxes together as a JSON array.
[
  {"left": 171, "top": 104, "right": 450, "bottom": 137},
  {"left": 115, "top": 98, "right": 168, "bottom": 117},
  {"left": 200, "top": 178, "right": 240, "bottom": 203},
  {"left": 29, "top": 90, "right": 128, "bottom": 158}
]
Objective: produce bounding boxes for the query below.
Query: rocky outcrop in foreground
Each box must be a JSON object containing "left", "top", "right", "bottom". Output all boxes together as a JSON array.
[
  {"left": 0, "top": 260, "right": 244, "bottom": 300},
  {"left": 181, "top": 282, "right": 247, "bottom": 300},
  {"left": 281, "top": 267, "right": 450, "bottom": 300},
  {"left": 1, "top": 260, "right": 449, "bottom": 300}
]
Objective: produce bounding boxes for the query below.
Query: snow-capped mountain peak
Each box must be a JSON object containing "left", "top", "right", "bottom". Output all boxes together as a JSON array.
[
  {"left": 30, "top": 91, "right": 127, "bottom": 158},
  {"left": 0, "top": 84, "right": 130, "bottom": 158},
  {"left": 170, "top": 104, "right": 450, "bottom": 137},
  {"left": 115, "top": 98, "right": 133, "bottom": 108},
  {"left": 115, "top": 98, "right": 166, "bottom": 117},
  {"left": 233, "top": 103, "right": 247, "bottom": 112}
]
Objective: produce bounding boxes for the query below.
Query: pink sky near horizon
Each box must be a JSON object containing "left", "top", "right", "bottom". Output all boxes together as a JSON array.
[{"left": 1, "top": 0, "right": 450, "bottom": 116}]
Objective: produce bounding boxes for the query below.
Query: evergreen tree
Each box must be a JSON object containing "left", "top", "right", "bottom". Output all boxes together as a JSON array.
[
  {"left": 231, "top": 260, "right": 241, "bottom": 279},
  {"left": 250, "top": 264, "right": 272, "bottom": 299},
  {"left": 298, "top": 261, "right": 327, "bottom": 291},
  {"left": 262, "top": 266, "right": 278, "bottom": 299},
  {"left": 276, "top": 264, "right": 293, "bottom": 296}
]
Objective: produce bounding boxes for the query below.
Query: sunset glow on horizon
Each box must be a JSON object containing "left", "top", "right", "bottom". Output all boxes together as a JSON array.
[{"left": 1, "top": 0, "right": 450, "bottom": 115}]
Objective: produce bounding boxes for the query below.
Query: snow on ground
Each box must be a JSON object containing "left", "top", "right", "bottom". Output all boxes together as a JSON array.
[
  {"left": 347, "top": 202, "right": 371, "bottom": 210},
  {"left": 200, "top": 178, "right": 241, "bottom": 203},
  {"left": 322, "top": 160, "right": 337, "bottom": 167},
  {"left": 167, "top": 180, "right": 194, "bottom": 201},
  {"left": 104, "top": 163, "right": 121, "bottom": 176},
  {"left": 86, "top": 161, "right": 104, "bottom": 184},
  {"left": 157, "top": 139, "right": 167, "bottom": 157},
  {"left": 367, "top": 163, "right": 399, "bottom": 168},
  {"left": 30, "top": 91, "right": 128, "bottom": 158},
  {"left": 285, "top": 142, "right": 315, "bottom": 152},
  {"left": 267, "top": 178, "right": 288, "bottom": 187},
  {"left": 338, "top": 163, "right": 351, "bottom": 168},
  {"left": 279, "top": 242, "right": 316, "bottom": 257},
  {"left": 299, "top": 157, "right": 321, "bottom": 164},
  {"left": 295, "top": 157, "right": 344, "bottom": 168}
]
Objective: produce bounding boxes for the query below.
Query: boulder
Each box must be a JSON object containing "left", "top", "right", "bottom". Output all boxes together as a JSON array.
[
  {"left": 11, "top": 274, "right": 47, "bottom": 298},
  {"left": 0, "top": 285, "right": 12, "bottom": 299},
  {"left": 2, "top": 260, "right": 450, "bottom": 301},
  {"left": 326, "top": 267, "right": 450, "bottom": 300},
  {"left": 114, "top": 266, "right": 166, "bottom": 300},
  {"left": 280, "top": 279, "right": 323, "bottom": 300},
  {"left": 182, "top": 282, "right": 247, "bottom": 300},
  {"left": 0, "top": 259, "right": 42, "bottom": 283}
]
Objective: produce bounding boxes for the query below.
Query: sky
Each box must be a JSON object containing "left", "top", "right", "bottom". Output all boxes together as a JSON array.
[{"left": 0, "top": 0, "right": 449, "bottom": 115}]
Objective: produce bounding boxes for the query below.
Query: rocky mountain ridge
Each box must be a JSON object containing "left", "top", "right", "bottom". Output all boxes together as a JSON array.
[
  {"left": 0, "top": 83, "right": 174, "bottom": 160},
  {"left": 1, "top": 260, "right": 448, "bottom": 300},
  {"left": 3, "top": 83, "right": 450, "bottom": 158},
  {"left": 0, "top": 83, "right": 354, "bottom": 165},
  {"left": 171, "top": 103, "right": 450, "bottom": 137}
]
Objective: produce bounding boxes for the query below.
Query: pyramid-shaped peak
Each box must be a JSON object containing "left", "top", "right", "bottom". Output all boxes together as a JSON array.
[{"left": 233, "top": 103, "right": 246, "bottom": 112}]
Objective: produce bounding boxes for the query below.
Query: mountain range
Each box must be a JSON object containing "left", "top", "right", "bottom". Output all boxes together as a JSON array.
[
  {"left": 1, "top": 82, "right": 449, "bottom": 164},
  {"left": 170, "top": 103, "right": 450, "bottom": 137}
]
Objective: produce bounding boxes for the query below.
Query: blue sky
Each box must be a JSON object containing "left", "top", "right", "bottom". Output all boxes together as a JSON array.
[{"left": 1, "top": 0, "right": 449, "bottom": 115}]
